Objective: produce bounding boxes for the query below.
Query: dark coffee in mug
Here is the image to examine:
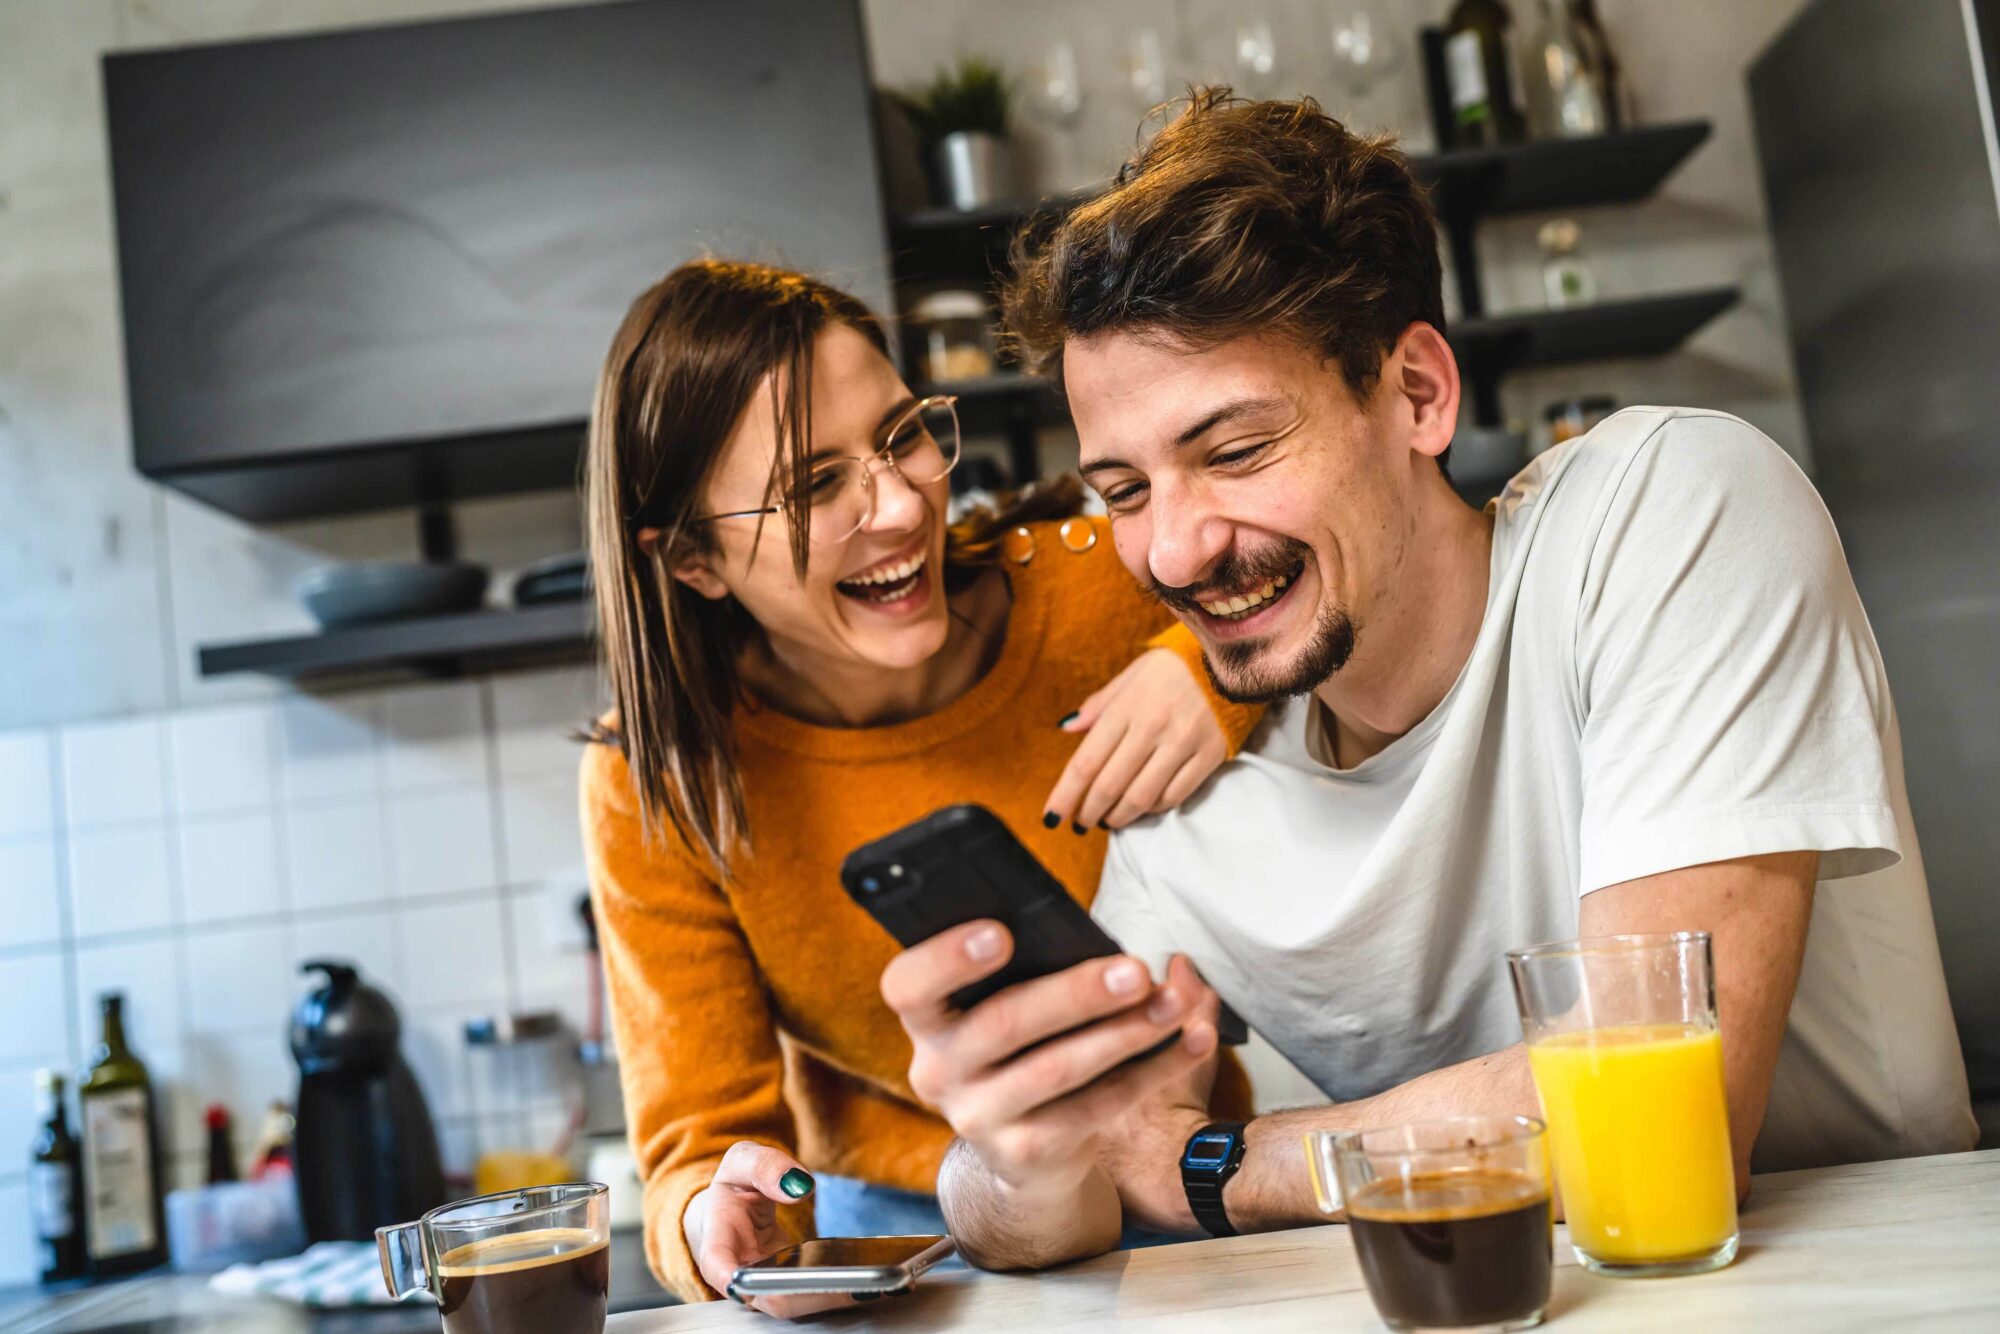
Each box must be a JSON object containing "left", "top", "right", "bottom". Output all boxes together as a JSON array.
[
  {"left": 1347, "top": 1170, "right": 1552, "bottom": 1330},
  {"left": 436, "top": 1227, "right": 609, "bottom": 1334}
]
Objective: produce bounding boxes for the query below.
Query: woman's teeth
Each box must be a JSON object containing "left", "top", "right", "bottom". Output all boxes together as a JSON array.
[
  {"left": 1198, "top": 570, "right": 1292, "bottom": 621},
  {"left": 837, "top": 552, "right": 927, "bottom": 602}
]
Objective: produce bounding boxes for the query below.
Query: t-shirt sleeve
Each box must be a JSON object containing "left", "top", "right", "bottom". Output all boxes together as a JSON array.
[
  {"left": 1089, "top": 832, "right": 1178, "bottom": 977},
  {"left": 1572, "top": 413, "right": 1903, "bottom": 893}
]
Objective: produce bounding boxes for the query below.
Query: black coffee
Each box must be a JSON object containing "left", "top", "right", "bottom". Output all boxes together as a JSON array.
[
  {"left": 1348, "top": 1170, "right": 1551, "bottom": 1330},
  {"left": 436, "top": 1227, "right": 609, "bottom": 1334}
]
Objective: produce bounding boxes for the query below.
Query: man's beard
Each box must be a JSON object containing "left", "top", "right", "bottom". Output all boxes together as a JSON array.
[{"left": 1151, "top": 538, "right": 1357, "bottom": 704}]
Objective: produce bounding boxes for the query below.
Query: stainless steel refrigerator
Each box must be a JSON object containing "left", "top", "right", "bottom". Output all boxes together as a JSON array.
[{"left": 1751, "top": 0, "right": 2000, "bottom": 1133}]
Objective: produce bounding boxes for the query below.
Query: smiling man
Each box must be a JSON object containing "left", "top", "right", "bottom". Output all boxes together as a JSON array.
[{"left": 878, "top": 92, "right": 1977, "bottom": 1270}]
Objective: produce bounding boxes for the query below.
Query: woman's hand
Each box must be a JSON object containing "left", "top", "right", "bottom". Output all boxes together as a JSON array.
[
  {"left": 1043, "top": 649, "right": 1229, "bottom": 831},
  {"left": 684, "top": 1141, "right": 849, "bottom": 1319}
]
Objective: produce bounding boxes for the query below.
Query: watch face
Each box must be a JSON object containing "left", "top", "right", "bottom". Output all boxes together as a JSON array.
[{"left": 1182, "top": 1131, "right": 1236, "bottom": 1170}]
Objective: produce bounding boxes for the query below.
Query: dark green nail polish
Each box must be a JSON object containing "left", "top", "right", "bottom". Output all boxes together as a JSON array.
[
  {"left": 1072, "top": 821, "right": 1088, "bottom": 835},
  {"left": 780, "top": 1168, "right": 814, "bottom": 1199},
  {"left": 1043, "top": 811, "right": 1060, "bottom": 829},
  {"left": 1057, "top": 711, "right": 1079, "bottom": 727},
  {"left": 1098, "top": 819, "right": 1110, "bottom": 831}
]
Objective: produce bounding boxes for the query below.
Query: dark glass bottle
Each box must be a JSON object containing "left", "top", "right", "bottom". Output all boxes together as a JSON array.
[
  {"left": 30, "top": 1070, "right": 86, "bottom": 1282},
  {"left": 79, "top": 993, "right": 168, "bottom": 1275},
  {"left": 1567, "top": 0, "right": 1628, "bottom": 130},
  {"left": 1443, "top": 0, "right": 1528, "bottom": 147},
  {"left": 204, "top": 1104, "right": 238, "bottom": 1185}
]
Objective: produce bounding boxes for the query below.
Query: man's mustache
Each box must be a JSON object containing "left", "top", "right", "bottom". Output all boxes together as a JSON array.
[{"left": 1149, "top": 538, "right": 1311, "bottom": 614}]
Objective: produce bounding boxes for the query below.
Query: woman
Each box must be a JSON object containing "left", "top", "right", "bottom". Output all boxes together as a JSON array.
[{"left": 580, "top": 260, "right": 1258, "bottom": 1316}]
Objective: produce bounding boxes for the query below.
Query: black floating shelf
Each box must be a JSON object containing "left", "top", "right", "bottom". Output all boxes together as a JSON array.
[
  {"left": 1414, "top": 120, "right": 1711, "bottom": 219},
  {"left": 888, "top": 122, "right": 1712, "bottom": 238},
  {"left": 197, "top": 602, "right": 591, "bottom": 680},
  {"left": 1452, "top": 286, "right": 1739, "bottom": 377}
]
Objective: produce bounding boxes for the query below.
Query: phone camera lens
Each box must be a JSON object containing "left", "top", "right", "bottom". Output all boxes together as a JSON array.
[{"left": 858, "top": 874, "right": 883, "bottom": 895}]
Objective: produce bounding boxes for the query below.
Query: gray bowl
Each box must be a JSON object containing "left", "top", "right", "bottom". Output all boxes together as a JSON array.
[{"left": 296, "top": 562, "right": 489, "bottom": 629}]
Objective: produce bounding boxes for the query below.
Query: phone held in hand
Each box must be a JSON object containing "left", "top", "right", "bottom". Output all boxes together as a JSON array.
[
  {"left": 839, "top": 803, "right": 1246, "bottom": 1043},
  {"left": 727, "top": 1235, "right": 956, "bottom": 1299}
]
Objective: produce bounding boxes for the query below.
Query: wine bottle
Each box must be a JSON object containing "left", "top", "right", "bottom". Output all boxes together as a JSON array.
[
  {"left": 30, "top": 1070, "right": 86, "bottom": 1283},
  {"left": 204, "top": 1104, "right": 238, "bottom": 1185},
  {"left": 1567, "top": 0, "right": 1629, "bottom": 130},
  {"left": 1443, "top": 0, "right": 1528, "bottom": 147},
  {"left": 79, "top": 993, "right": 168, "bottom": 1275}
]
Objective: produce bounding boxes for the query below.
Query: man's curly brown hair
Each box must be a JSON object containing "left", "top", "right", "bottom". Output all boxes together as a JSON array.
[{"left": 1003, "top": 89, "right": 1445, "bottom": 401}]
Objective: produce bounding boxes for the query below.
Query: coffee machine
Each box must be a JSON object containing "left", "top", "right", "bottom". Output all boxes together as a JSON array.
[{"left": 290, "top": 960, "right": 446, "bottom": 1241}]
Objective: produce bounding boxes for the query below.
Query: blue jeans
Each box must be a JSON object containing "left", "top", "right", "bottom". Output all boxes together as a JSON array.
[{"left": 809, "top": 1175, "right": 1182, "bottom": 1266}]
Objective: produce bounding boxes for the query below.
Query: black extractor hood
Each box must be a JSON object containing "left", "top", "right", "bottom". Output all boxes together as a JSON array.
[{"left": 102, "top": 0, "right": 892, "bottom": 522}]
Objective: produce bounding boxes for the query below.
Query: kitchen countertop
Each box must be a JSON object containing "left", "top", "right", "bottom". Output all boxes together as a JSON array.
[
  {"left": 0, "top": 1226, "right": 672, "bottom": 1333},
  {"left": 607, "top": 1150, "right": 2000, "bottom": 1332}
]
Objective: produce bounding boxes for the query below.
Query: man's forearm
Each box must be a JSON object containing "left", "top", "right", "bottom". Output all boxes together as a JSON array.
[{"left": 936, "top": 1137, "right": 1126, "bottom": 1271}]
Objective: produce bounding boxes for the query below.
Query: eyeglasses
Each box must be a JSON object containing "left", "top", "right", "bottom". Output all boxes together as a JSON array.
[{"left": 696, "top": 395, "right": 962, "bottom": 547}]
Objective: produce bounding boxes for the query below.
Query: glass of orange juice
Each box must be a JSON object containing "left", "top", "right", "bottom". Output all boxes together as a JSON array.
[{"left": 1507, "top": 932, "right": 1738, "bottom": 1277}]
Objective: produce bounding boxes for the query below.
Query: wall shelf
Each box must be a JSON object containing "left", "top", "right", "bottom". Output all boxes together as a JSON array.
[{"left": 197, "top": 602, "right": 591, "bottom": 680}]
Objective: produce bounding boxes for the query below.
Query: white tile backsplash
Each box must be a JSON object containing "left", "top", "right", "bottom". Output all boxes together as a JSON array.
[
  {"left": 0, "top": 838, "right": 65, "bottom": 951},
  {"left": 497, "top": 771, "right": 586, "bottom": 886},
  {"left": 286, "top": 800, "right": 391, "bottom": 912},
  {"left": 395, "top": 897, "right": 508, "bottom": 1011},
  {"left": 388, "top": 788, "right": 499, "bottom": 898},
  {"left": 279, "top": 695, "right": 384, "bottom": 803},
  {"left": 492, "top": 668, "right": 597, "bottom": 778},
  {"left": 73, "top": 937, "right": 184, "bottom": 1061},
  {"left": 381, "top": 682, "right": 490, "bottom": 793},
  {"left": 0, "top": 670, "right": 597, "bottom": 1281},
  {"left": 62, "top": 716, "right": 168, "bottom": 827},
  {"left": 0, "top": 952, "right": 71, "bottom": 1067},
  {"left": 67, "top": 823, "right": 175, "bottom": 939},
  {"left": 182, "top": 922, "right": 299, "bottom": 1038},
  {"left": 0, "top": 1180, "right": 33, "bottom": 1287},
  {"left": 0, "top": 732, "right": 55, "bottom": 839},
  {"left": 178, "top": 812, "right": 284, "bottom": 925},
  {"left": 170, "top": 704, "right": 278, "bottom": 817}
]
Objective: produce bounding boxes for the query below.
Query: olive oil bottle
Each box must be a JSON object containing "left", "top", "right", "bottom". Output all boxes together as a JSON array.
[{"left": 79, "top": 993, "right": 168, "bottom": 1274}]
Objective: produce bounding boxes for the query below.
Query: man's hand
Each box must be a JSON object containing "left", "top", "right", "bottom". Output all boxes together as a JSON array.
[
  {"left": 880, "top": 919, "right": 1222, "bottom": 1268},
  {"left": 683, "top": 1141, "right": 849, "bottom": 1320}
]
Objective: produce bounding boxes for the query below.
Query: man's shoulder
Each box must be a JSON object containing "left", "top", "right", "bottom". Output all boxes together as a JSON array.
[
  {"left": 1107, "top": 701, "right": 1314, "bottom": 868},
  {"left": 1515, "top": 406, "right": 1812, "bottom": 520}
]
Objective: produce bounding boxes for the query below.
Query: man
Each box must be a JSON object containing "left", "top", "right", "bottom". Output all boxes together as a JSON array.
[{"left": 879, "top": 92, "right": 1976, "bottom": 1270}]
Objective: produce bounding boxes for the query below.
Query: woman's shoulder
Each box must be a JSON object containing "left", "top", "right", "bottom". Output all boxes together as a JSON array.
[{"left": 1010, "top": 514, "right": 1164, "bottom": 627}]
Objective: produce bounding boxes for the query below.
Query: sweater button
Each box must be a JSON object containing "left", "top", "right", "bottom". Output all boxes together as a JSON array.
[{"left": 1058, "top": 518, "right": 1097, "bottom": 553}]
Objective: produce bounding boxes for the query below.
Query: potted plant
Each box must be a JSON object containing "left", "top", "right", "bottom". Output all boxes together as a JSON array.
[{"left": 897, "top": 58, "right": 1013, "bottom": 211}]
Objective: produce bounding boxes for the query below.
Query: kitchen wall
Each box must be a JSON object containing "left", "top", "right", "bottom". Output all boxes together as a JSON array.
[
  {"left": 0, "top": 667, "right": 598, "bottom": 1282},
  {"left": 0, "top": 0, "right": 1817, "bottom": 1285}
]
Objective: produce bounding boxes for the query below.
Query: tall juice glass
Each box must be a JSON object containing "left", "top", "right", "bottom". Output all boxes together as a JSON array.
[{"left": 1507, "top": 932, "right": 1738, "bottom": 1277}]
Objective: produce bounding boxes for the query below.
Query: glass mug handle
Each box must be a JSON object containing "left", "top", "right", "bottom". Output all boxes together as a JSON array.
[
  {"left": 1302, "top": 1131, "right": 1346, "bottom": 1216},
  {"left": 377, "top": 1221, "right": 431, "bottom": 1302}
]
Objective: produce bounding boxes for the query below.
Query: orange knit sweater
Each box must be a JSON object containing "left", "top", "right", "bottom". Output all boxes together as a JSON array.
[{"left": 580, "top": 517, "right": 1260, "bottom": 1302}]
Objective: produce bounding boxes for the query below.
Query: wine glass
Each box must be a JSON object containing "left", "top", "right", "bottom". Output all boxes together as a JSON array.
[
  {"left": 1127, "top": 27, "right": 1171, "bottom": 111},
  {"left": 1026, "top": 37, "right": 1084, "bottom": 127},
  {"left": 1233, "top": 20, "right": 1280, "bottom": 98},
  {"left": 1330, "top": 7, "right": 1402, "bottom": 98}
]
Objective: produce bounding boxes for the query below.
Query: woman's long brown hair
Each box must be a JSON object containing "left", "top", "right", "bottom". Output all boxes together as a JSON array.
[{"left": 585, "top": 259, "right": 1080, "bottom": 877}]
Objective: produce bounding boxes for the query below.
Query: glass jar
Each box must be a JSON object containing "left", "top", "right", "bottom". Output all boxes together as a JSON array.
[{"left": 906, "top": 290, "right": 997, "bottom": 385}]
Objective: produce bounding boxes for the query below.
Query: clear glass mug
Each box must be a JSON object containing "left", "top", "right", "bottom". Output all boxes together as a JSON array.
[
  {"left": 378, "top": 1181, "right": 610, "bottom": 1334},
  {"left": 1305, "top": 1115, "right": 1553, "bottom": 1332},
  {"left": 1508, "top": 932, "right": 1739, "bottom": 1276}
]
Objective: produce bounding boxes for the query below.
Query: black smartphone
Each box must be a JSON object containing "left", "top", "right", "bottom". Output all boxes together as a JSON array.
[
  {"left": 727, "top": 1235, "right": 955, "bottom": 1300},
  {"left": 840, "top": 804, "right": 1245, "bottom": 1042}
]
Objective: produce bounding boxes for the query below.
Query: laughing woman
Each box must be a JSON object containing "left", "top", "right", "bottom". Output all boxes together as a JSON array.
[{"left": 581, "top": 260, "right": 1257, "bottom": 1316}]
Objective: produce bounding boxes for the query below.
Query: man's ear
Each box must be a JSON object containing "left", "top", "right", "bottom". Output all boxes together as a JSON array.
[
  {"left": 638, "top": 527, "right": 730, "bottom": 601},
  {"left": 1393, "top": 322, "right": 1461, "bottom": 461}
]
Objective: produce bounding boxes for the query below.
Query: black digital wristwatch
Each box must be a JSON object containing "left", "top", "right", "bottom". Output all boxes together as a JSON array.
[{"left": 1179, "top": 1121, "right": 1248, "bottom": 1237}]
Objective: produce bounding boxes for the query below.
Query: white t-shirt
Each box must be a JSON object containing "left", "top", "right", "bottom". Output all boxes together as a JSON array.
[{"left": 1095, "top": 407, "right": 1977, "bottom": 1171}]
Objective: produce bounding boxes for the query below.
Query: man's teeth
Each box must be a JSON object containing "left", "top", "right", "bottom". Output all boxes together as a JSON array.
[
  {"left": 1198, "top": 572, "right": 1290, "bottom": 620},
  {"left": 841, "top": 552, "right": 926, "bottom": 588}
]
